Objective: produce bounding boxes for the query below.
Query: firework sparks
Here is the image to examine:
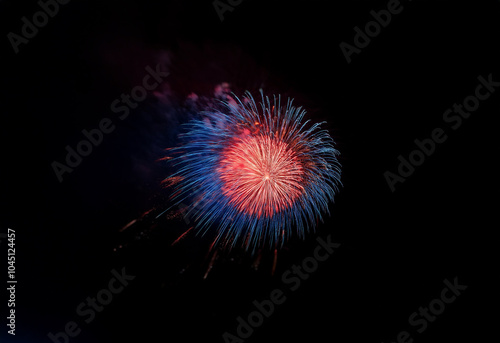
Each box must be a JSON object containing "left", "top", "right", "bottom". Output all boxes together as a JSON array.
[
  {"left": 218, "top": 134, "right": 305, "bottom": 217},
  {"left": 166, "top": 91, "right": 341, "bottom": 253}
]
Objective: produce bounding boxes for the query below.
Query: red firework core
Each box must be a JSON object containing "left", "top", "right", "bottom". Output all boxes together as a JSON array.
[{"left": 218, "top": 135, "right": 305, "bottom": 217}]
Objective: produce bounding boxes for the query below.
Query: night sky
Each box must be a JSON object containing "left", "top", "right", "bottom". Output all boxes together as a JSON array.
[{"left": 0, "top": 1, "right": 498, "bottom": 342}]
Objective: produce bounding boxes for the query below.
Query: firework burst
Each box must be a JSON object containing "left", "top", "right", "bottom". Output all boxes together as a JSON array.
[{"left": 165, "top": 91, "right": 341, "bottom": 253}]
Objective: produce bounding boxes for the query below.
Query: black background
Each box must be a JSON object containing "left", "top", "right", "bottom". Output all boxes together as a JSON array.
[{"left": 0, "top": 0, "right": 498, "bottom": 342}]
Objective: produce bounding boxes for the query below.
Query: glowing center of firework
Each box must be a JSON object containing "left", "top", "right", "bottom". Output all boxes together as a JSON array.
[{"left": 218, "top": 135, "right": 304, "bottom": 218}]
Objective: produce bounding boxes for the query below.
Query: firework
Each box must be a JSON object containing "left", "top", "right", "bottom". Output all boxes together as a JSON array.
[{"left": 166, "top": 91, "right": 341, "bottom": 252}]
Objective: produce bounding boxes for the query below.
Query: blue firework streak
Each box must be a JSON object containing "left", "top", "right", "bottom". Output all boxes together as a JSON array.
[{"left": 164, "top": 91, "right": 341, "bottom": 252}]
